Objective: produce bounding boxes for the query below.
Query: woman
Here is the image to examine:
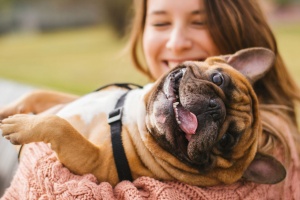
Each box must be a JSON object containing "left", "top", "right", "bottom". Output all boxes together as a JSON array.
[
  {"left": 126, "top": 0, "right": 300, "bottom": 198},
  {"left": 2, "top": 0, "right": 300, "bottom": 199},
  {"left": 129, "top": 0, "right": 300, "bottom": 154},
  {"left": 129, "top": 0, "right": 300, "bottom": 115}
]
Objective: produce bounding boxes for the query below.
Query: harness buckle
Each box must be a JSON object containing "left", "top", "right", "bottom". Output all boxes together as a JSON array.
[{"left": 108, "top": 107, "right": 123, "bottom": 124}]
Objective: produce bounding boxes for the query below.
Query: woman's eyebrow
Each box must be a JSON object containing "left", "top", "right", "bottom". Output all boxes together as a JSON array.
[
  {"left": 148, "top": 10, "right": 167, "bottom": 15},
  {"left": 191, "top": 10, "right": 205, "bottom": 15},
  {"left": 148, "top": 9, "right": 205, "bottom": 16}
]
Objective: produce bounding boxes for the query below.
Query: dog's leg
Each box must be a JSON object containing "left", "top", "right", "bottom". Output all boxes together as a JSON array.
[
  {"left": 0, "top": 90, "right": 78, "bottom": 120},
  {"left": 0, "top": 114, "right": 102, "bottom": 177}
]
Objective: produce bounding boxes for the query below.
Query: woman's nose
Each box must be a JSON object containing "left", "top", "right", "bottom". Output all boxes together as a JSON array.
[{"left": 166, "top": 27, "right": 192, "bottom": 53}]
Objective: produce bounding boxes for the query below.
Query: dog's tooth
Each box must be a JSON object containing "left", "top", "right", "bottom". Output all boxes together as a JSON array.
[
  {"left": 175, "top": 110, "right": 178, "bottom": 118},
  {"left": 175, "top": 115, "right": 181, "bottom": 124},
  {"left": 173, "top": 102, "right": 182, "bottom": 124},
  {"left": 173, "top": 102, "right": 179, "bottom": 107},
  {"left": 173, "top": 103, "right": 178, "bottom": 110}
]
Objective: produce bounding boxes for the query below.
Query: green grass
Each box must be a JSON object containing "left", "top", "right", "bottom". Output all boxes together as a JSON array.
[
  {"left": 272, "top": 23, "right": 300, "bottom": 124},
  {"left": 0, "top": 26, "right": 148, "bottom": 94},
  {"left": 272, "top": 23, "right": 300, "bottom": 84},
  {"left": 0, "top": 23, "right": 299, "bottom": 94}
]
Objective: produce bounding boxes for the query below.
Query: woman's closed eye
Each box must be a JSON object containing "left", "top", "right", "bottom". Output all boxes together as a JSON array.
[
  {"left": 191, "top": 20, "right": 206, "bottom": 28},
  {"left": 152, "top": 22, "right": 171, "bottom": 28}
]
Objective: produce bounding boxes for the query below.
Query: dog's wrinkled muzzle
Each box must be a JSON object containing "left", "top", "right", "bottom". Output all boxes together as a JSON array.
[{"left": 148, "top": 65, "right": 226, "bottom": 167}]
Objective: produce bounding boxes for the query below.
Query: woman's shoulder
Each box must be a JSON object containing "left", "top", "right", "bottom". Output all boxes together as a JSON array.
[{"left": 258, "top": 104, "right": 300, "bottom": 199}]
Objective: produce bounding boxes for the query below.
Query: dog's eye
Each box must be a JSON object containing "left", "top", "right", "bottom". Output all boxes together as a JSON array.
[
  {"left": 212, "top": 73, "right": 224, "bottom": 86},
  {"left": 218, "top": 133, "right": 235, "bottom": 150}
]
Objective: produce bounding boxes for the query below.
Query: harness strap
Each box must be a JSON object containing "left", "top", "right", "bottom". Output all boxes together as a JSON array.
[
  {"left": 94, "top": 83, "right": 143, "bottom": 92},
  {"left": 107, "top": 83, "right": 142, "bottom": 182}
]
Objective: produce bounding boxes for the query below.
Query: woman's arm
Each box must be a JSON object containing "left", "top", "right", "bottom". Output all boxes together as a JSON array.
[{"left": 0, "top": 90, "right": 79, "bottom": 119}]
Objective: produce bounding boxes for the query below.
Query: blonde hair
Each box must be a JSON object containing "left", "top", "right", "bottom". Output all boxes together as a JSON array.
[{"left": 127, "top": 0, "right": 300, "bottom": 156}]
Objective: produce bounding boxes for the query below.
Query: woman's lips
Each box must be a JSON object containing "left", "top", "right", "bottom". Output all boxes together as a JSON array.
[{"left": 163, "top": 58, "right": 205, "bottom": 69}]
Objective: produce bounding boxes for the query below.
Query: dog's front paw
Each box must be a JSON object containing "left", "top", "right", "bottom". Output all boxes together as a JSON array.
[{"left": 0, "top": 114, "right": 43, "bottom": 145}]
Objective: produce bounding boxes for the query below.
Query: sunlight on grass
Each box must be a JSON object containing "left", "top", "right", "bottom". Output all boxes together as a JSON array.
[
  {"left": 271, "top": 24, "right": 300, "bottom": 125},
  {"left": 272, "top": 24, "right": 300, "bottom": 85},
  {"left": 0, "top": 26, "right": 148, "bottom": 94}
]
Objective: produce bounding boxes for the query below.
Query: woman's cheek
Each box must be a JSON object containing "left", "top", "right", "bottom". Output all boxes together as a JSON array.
[{"left": 143, "top": 30, "right": 162, "bottom": 66}]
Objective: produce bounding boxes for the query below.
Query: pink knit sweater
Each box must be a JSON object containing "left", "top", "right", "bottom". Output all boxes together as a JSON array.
[
  {"left": 2, "top": 111, "right": 300, "bottom": 200},
  {"left": 1, "top": 140, "right": 299, "bottom": 200}
]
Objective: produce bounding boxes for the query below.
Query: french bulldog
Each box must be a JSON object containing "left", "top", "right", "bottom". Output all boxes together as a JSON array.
[{"left": 0, "top": 47, "right": 286, "bottom": 186}]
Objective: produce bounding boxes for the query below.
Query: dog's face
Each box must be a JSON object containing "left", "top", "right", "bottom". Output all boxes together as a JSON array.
[
  {"left": 145, "top": 60, "right": 258, "bottom": 172},
  {"left": 144, "top": 48, "right": 286, "bottom": 184}
]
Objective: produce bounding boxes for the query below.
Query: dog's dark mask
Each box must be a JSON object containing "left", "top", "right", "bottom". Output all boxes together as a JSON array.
[{"left": 144, "top": 48, "right": 286, "bottom": 185}]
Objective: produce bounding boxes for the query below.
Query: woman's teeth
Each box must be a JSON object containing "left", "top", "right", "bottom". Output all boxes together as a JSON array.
[{"left": 166, "top": 59, "right": 204, "bottom": 69}]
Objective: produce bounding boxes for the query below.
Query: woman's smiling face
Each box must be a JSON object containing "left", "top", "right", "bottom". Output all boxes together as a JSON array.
[{"left": 143, "top": 0, "right": 220, "bottom": 80}]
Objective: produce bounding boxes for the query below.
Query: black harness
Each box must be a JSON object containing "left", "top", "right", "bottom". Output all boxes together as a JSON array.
[{"left": 96, "top": 83, "right": 143, "bottom": 181}]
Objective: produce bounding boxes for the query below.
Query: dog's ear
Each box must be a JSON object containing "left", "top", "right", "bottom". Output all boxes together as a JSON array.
[
  {"left": 242, "top": 152, "right": 286, "bottom": 184},
  {"left": 223, "top": 47, "right": 275, "bottom": 84}
]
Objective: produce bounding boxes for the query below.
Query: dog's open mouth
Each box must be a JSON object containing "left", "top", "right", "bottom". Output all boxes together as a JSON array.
[{"left": 163, "top": 68, "right": 198, "bottom": 141}]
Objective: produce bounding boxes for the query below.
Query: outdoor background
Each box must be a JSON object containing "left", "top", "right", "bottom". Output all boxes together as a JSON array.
[
  {"left": 0, "top": 0, "right": 299, "bottom": 95},
  {"left": 0, "top": 0, "right": 299, "bottom": 197}
]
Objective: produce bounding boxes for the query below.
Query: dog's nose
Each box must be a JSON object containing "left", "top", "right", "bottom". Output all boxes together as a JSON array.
[
  {"left": 206, "top": 98, "right": 226, "bottom": 122},
  {"left": 209, "top": 99, "right": 218, "bottom": 108}
]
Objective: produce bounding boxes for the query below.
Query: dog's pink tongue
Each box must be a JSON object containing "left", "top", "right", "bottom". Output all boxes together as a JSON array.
[{"left": 176, "top": 104, "right": 198, "bottom": 137}]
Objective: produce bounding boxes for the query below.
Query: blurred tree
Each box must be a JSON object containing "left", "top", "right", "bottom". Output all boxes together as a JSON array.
[
  {"left": 0, "top": 0, "right": 18, "bottom": 11},
  {"left": 101, "top": 0, "right": 133, "bottom": 37},
  {"left": 0, "top": 0, "right": 134, "bottom": 37},
  {"left": 275, "top": 0, "right": 298, "bottom": 6}
]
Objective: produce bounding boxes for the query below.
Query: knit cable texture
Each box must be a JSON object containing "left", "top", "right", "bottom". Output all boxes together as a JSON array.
[{"left": 1, "top": 142, "right": 299, "bottom": 200}]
